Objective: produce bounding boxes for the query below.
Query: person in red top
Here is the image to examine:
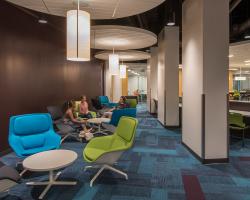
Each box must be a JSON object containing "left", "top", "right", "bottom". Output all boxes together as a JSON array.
[{"left": 79, "top": 95, "right": 92, "bottom": 119}]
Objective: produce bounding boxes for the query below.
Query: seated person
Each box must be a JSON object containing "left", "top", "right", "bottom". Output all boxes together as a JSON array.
[
  {"left": 64, "top": 101, "right": 86, "bottom": 125},
  {"left": 104, "top": 96, "right": 129, "bottom": 118},
  {"left": 79, "top": 95, "right": 93, "bottom": 119}
]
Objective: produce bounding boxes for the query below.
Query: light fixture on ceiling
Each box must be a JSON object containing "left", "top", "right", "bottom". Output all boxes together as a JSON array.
[
  {"left": 228, "top": 54, "right": 234, "bottom": 58},
  {"left": 244, "top": 60, "right": 250, "bottom": 63},
  {"left": 167, "top": 12, "right": 175, "bottom": 26},
  {"left": 244, "top": 28, "right": 250, "bottom": 39},
  {"left": 235, "top": 67, "right": 246, "bottom": 81},
  {"left": 109, "top": 49, "right": 119, "bottom": 75},
  {"left": 38, "top": 18, "right": 48, "bottom": 24},
  {"left": 229, "top": 68, "right": 238, "bottom": 71},
  {"left": 245, "top": 63, "right": 250, "bottom": 66},
  {"left": 119, "top": 64, "right": 127, "bottom": 79},
  {"left": 67, "top": 0, "right": 90, "bottom": 61}
]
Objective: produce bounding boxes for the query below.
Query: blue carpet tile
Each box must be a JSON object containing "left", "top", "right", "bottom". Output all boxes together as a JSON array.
[{"left": 2, "top": 104, "right": 250, "bottom": 200}]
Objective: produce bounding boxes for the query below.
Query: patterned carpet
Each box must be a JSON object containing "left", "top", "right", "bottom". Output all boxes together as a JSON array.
[{"left": 2, "top": 104, "right": 250, "bottom": 200}]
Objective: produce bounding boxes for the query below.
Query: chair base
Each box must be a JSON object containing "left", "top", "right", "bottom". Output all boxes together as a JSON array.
[
  {"left": 85, "top": 164, "right": 128, "bottom": 187},
  {"left": 61, "top": 133, "right": 81, "bottom": 143},
  {"left": 26, "top": 171, "right": 76, "bottom": 199}
]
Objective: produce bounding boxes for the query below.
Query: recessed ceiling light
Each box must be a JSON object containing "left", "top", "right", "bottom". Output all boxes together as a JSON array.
[
  {"left": 244, "top": 60, "right": 250, "bottom": 63},
  {"left": 229, "top": 68, "right": 238, "bottom": 71},
  {"left": 228, "top": 55, "right": 234, "bottom": 58},
  {"left": 244, "top": 35, "right": 250, "bottom": 39},
  {"left": 245, "top": 63, "right": 250, "bottom": 66},
  {"left": 38, "top": 19, "right": 48, "bottom": 24},
  {"left": 167, "top": 22, "right": 175, "bottom": 26}
]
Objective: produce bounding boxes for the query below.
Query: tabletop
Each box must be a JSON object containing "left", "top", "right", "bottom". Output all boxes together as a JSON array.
[
  {"left": 23, "top": 149, "right": 77, "bottom": 172},
  {"left": 87, "top": 117, "right": 111, "bottom": 124}
]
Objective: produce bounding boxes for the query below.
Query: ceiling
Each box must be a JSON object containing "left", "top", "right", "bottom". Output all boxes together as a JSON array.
[
  {"left": 6, "top": 0, "right": 165, "bottom": 19},
  {"left": 91, "top": 25, "right": 157, "bottom": 50},
  {"left": 230, "top": 41, "right": 250, "bottom": 69},
  {"left": 95, "top": 50, "right": 150, "bottom": 61}
]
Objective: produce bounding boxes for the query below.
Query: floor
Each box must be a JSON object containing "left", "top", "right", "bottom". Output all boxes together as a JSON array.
[{"left": 2, "top": 104, "right": 250, "bottom": 200}]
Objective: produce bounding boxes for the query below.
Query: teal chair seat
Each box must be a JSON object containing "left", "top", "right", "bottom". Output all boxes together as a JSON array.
[{"left": 83, "top": 117, "right": 138, "bottom": 187}]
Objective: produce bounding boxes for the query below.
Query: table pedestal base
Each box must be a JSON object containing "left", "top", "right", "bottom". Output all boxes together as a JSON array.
[{"left": 26, "top": 171, "right": 77, "bottom": 199}]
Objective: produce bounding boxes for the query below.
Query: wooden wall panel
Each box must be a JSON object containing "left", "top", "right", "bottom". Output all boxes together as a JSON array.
[{"left": 0, "top": 1, "right": 103, "bottom": 153}]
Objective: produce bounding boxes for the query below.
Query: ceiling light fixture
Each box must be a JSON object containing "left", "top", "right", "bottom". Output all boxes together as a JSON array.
[
  {"left": 235, "top": 67, "right": 246, "bottom": 81},
  {"left": 38, "top": 19, "right": 48, "bottom": 24},
  {"left": 67, "top": 0, "right": 90, "bottom": 61},
  {"left": 119, "top": 64, "right": 127, "bottom": 79},
  {"left": 109, "top": 48, "right": 119, "bottom": 75},
  {"left": 244, "top": 60, "right": 250, "bottom": 63},
  {"left": 167, "top": 12, "right": 175, "bottom": 26},
  {"left": 228, "top": 54, "right": 234, "bottom": 58}
]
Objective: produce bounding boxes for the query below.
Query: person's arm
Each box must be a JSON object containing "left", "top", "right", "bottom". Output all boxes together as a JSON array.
[{"left": 68, "top": 109, "right": 83, "bottom": 124}]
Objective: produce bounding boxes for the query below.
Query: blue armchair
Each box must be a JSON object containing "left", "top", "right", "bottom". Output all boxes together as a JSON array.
[
  {"left": 102, "top": 108, "right": 137, "bottom": 132},
  {"left": 9, "top": 113, "right": 61, "bottom": 158},
  {"left": 99, "top": 96, "right": 118, "bottom": 108}
]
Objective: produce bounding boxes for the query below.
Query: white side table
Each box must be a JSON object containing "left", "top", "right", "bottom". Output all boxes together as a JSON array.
[
  {"left": 87, "top": 118, "right": 111, "bottom": 133},
  {"left": 23, "top": 150, "right": 77, "bottom": 199}
]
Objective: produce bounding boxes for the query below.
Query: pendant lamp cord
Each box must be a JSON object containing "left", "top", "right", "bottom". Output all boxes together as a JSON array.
[{"left": 41, "top": 0, "right": 50, "bottom": 14}]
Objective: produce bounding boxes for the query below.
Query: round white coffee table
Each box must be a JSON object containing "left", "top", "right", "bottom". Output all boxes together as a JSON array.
[
  {"left": 87, "top": 118, "right": 111, "bottom": 133},
  {"left": 23, "top": 150, "right": 77, "bottom": 199}
]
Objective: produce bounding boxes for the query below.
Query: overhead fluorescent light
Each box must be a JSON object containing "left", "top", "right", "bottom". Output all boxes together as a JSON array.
[
  {"left": 235, "top": 76, "right": 246, "bottom": 81},
  {"left": 244, "top": 60, "right": 250, "bottom": 63},
  {"left": 38, "top": 19, "right": 48, "bottom": 24},
  {"left": 228, "top": 55, "right": 234, "bottom": 58},
  {"left": 245, "top": 63, "right": 250, "bottom": 66},
  {"left": 229, "top": 68, "right": 238, "bottom": 71}
]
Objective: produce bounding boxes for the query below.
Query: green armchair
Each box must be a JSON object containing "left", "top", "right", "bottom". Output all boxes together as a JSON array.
[
  {"left": 229, "top": 112, "right": 249, "bottom": 147},
  {"left": 83, "top": 117, "right": 138, "bottom": 187}
]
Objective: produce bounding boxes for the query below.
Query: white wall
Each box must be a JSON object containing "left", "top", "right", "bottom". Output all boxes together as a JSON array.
[
  {"left": 157, "top": 27, "right": 179, "bottom": 126},
  {"left": 182, "top": 0, "right": 228, "bottom": 160},
  {"left": 148, "top": 47, "right": 158, "bottom": 113},
  {"left": 128, "top": 76, "right": 147, "bottom": 95}
]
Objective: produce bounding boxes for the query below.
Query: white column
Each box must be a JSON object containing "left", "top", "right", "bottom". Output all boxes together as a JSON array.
[
  {"left": 104, "top": 61, "right": 112, "bottom": 99},
  {"left": 157, "top": 27, "right": 179, "bottom": 126},
  {"left": 112, "top": 75, "right": 122, "bottom": 102},
  {"left": 148, "top": 47, "right": 158, "bottom": 113},
  {"left": 182, "top": 0, "right": 229, "bottom": 162},
  {"left": 147, "top": 60, "right": 151, "bottom": 111}
]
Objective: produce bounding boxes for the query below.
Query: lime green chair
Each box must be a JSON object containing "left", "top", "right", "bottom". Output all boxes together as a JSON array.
[
  {"left": 83, "top": 117, "right": 138, "bottom": 187},
  {"left": 126, "top": 99, "right": 137, "bottom": 108},
  {"left": 229, "top": 112, "right": 248, "bottom": 147}
]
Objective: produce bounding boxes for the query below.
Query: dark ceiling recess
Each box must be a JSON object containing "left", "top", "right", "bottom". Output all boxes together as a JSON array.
[
  {"left": 4, "top": 0, "right": 250, "bottom": 46},
  {"left": 230, "top": 0, "right": 250, "bottom": 43}
]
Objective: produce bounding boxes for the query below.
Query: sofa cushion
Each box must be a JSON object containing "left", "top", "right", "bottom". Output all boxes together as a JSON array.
[
  {"left": 21, "top": 134, "right": 46, "bottom": 150},
  {"left": 14, "top": 115, "right": 50, "bottom": 135}
]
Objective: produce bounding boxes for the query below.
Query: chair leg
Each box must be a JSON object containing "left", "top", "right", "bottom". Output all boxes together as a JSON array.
[
  {"left": 105, "top": 165, "right": 128, "bottom": 180},
  {"left": 90, "top": 166, "right": 105, "bottom": 187},
  {"left": 89, "top": 164, "right": 128, "bottom": 187}
]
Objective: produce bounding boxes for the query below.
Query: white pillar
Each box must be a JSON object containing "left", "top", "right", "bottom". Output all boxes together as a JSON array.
[
  {"left": 147, "top": 60, "right": 151, "bottom": 111},
  {"left": 113, "top": 75, "right": 122, "bottom": 102},
  {"left": 147, "top": 47, "right": 158, "bottom": 113},
  {"left": 157, "top": 27, "right": 179, "bottom": 127},
  {"left": 182, "top": 0, "right": 229, "bottom": 163}
]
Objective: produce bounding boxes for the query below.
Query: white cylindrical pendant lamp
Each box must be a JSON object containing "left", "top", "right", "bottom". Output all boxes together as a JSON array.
[
  {"left": 119, "top": 64, "right": 127, "bottom": 79},
  {"left": 67, "top": 10, "right": 90, "bottom": 61},
  {"left": 109, "top": 54, "right": 119, "bottom": 75}
]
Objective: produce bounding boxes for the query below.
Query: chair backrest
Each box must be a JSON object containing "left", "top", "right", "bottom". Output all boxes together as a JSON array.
[
  {"left": 126, "top": 99, "right": 137, "bottom": 108},
  {"left": 47, "top": 106, "right": 64, "bottom": 120},
  {"left": 9, "top": 113, "right": 60, "bottom": 157},
  {"left": 229, "top": 112, "right": 245, "bottom": 128},
  {"left": 115, "top": 117, "right": 138, "bottom": 147},
  {"left": 91, "top": 98, "right": 103, "bottom": 110},
  {"left": 99, "top": 96, "right": 109, "bottom": 104},
  {"left": 110, "top": 108, "right": 136, "bottom": 126}
]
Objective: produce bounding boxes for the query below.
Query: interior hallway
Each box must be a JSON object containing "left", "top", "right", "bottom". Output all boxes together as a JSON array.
[{"left": 2, "top": 104, "right": 250, "bottom": 200}]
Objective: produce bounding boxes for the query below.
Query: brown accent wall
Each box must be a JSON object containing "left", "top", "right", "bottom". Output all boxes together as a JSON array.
[{"left": 0, "top": 1, "right": 103, "bottom": 152}]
